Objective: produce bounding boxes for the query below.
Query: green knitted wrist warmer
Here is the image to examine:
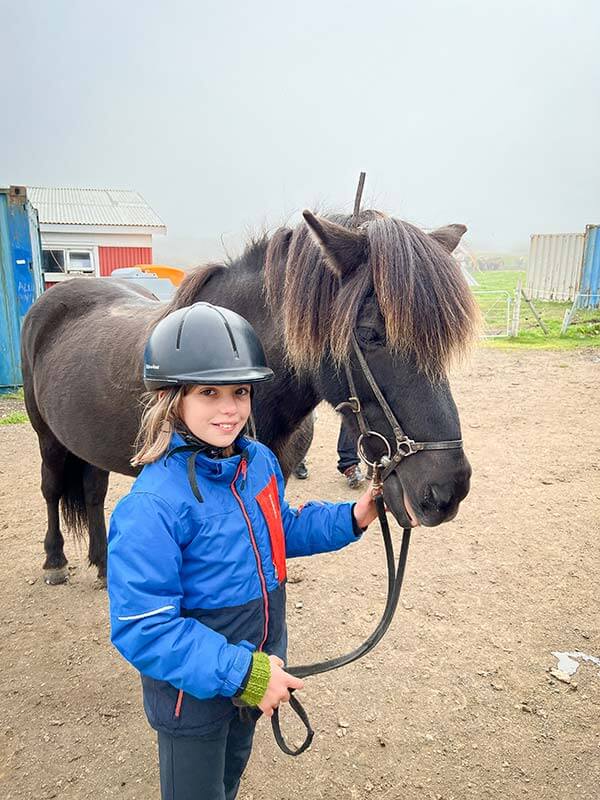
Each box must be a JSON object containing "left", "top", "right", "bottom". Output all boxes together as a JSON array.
[{"left": 240, "top": 652, "right": 271, "bottom": 707}]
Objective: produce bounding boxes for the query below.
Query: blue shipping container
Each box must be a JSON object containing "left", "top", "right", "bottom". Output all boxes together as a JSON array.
[
  {"left": 0, "top": 186, "right": 44, "bottom": 391},
  {"left": 578, "top": 225, "right": 600, "bottom": 309}
]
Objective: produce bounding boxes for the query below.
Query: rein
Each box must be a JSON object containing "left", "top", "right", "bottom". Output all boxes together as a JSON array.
[{"left": 270, "top": 332, "right": 464, "bottom": 756}]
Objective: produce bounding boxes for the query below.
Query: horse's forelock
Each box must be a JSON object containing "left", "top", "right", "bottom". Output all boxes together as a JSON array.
[
  {"left": 367, "top": 217, "right": 479, "bottom": 378},
  {"left": 265, "top": 211, "right": 479, "bottom": 378}
]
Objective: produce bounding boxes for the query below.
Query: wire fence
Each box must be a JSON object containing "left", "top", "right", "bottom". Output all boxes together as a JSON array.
[
  {"left": 471, "top": 282, "right": 600, "bottom": 339},
  {"left": 472, "top": 290, "right": 513, "bottom": 338}
]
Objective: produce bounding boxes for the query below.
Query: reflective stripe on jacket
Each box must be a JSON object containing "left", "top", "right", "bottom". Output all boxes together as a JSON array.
[{"left": 107, "top": 432, "right": 358, "bottom": 735}]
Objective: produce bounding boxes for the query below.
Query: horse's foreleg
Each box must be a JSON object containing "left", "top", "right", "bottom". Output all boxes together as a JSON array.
[
  {"left": 40, "top": 438, "right": 69, "bottom": 585},
  {"left": 276, "top": 414, "right": 315, "bottom": 482},
  {"left": 83, "top": 464, "right": 109, "bottom": 585}
]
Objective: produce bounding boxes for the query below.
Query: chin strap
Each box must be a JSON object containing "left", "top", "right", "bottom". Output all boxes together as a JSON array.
[{"left": 165, "top": 425, "right": 239, "bottom": 504}]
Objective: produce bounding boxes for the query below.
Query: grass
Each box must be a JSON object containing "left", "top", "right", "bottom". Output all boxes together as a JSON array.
[
  {"left": 0, "top": 411, "right": 29, "bottom": 425},
  {"left": 0, "top": 388, "right": 24, "bottom": 400},
  {"left": 472, "top": 270, "right": 600, "bottom": 350}
]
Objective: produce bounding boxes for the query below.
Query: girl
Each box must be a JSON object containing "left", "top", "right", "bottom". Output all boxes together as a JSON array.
[{"left": 107, "top": 302, "right": 381, "bottom": 800}]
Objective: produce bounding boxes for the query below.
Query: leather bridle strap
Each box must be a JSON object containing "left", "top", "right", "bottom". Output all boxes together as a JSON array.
[{"left": 338, "top": 333, "right": 463, "bottom": 482}]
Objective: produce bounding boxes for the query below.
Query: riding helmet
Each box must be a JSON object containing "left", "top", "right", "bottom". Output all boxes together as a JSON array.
[{"left": 143, "top": 303, "right": 274, "bottom": 390}]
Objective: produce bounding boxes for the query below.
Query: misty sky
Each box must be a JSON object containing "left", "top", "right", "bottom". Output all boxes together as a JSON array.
[{"left": 2, "top": 0, "right": 599, "bottom": 261}]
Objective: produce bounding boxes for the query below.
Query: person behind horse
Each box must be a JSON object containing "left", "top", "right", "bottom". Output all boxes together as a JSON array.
[
  {"left": 293, "top": 418, "right": 365, "bottom": 487},
  {"left": 107, "top": 302, "right": 382, "bottom": 800}
]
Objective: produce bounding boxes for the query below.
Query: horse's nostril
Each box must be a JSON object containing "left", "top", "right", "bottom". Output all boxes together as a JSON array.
[{"left": 425, "top": 483, "right": 454, "bottom": 512}]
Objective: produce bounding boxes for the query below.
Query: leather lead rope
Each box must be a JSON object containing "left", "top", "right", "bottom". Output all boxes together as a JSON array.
[{"left": 271, "top": 491, "right": 412, "bottom": 756}]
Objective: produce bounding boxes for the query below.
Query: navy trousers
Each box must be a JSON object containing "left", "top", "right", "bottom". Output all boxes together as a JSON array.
[
  {"left": 158, "top": 711, "right": 257, "bottom": 800},
  {"left": 337, "top": 422, "right": 360, "bottom": 473}
]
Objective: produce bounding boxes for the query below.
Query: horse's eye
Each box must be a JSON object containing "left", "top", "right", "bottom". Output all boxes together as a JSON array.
[{"left": 356, "top": 326, "right": 384, "bottom": 347}]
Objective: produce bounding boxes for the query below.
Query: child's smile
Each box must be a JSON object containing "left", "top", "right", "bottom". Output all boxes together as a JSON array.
[{"left": 180, "top": 384, "right": 252, "bottom": 446}]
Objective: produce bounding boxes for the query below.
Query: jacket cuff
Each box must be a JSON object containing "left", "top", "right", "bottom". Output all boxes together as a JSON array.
[
  {"left": 220, "top": 644, "right": 253, "bottom": 697},
  {"left": 239, "top": 652, "right": 271, "bottom": 706}
]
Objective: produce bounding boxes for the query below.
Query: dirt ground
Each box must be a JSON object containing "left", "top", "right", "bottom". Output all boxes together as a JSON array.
[{"left": 1, "top": 348, "right": 599, "bottom": 800}]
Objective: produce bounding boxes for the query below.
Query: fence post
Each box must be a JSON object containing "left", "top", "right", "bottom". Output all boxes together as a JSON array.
[
  {"left": 512, "top": 279, "right": 522, "bottom": 336},
  {"left": 520, "top": 287, "right": 549, "bottom": 335},
  {"left": 560, "top": 296, "right": 578, "bottom": 336}
]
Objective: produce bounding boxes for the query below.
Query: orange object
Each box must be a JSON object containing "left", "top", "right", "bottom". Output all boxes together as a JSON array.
[{"left": 137, "top": 264, "right": 186, "bottom": 287}]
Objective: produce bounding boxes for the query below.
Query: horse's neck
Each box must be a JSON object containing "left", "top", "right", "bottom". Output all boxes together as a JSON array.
[{"left": 195, "top": 266, "right": 321, "bottom": 429}]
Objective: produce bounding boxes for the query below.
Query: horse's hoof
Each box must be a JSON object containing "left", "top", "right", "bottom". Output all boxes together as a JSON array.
[
  {"left": 94, "top": 576, "right": 107, "bottom": 590},
  {"left": 44, "top": 566, "right": 69, "bottom": 585}
]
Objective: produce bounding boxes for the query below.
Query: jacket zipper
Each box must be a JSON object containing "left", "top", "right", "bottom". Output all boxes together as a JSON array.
[
  {"left": 174, "top": 689, "right": 184, "bottom": 719},
  {"left": 231, "top": 458, "right": 269, "bottom": 651}
]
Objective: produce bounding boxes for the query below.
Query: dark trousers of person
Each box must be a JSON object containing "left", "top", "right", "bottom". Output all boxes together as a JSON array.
[
  {"left": 158, "top": 711, "right": 257, "bottom": 800},
  {"left": 336, "top": 422, "right": 360, "bottom": 473}
]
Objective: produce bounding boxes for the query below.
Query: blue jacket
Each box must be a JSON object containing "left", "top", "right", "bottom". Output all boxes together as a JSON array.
[{"left": 107, "top": 432, "right": 359, "bottom": 736}]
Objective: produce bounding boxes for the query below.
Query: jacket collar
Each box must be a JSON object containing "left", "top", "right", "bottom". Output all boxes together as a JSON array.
[{"left": 164, "top": 431, "right": 257, "bottom": 483}]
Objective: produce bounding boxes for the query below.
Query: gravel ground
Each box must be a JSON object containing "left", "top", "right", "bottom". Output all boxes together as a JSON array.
[{"left": 1, "top": 347, "right": 599, "bottom": 800}]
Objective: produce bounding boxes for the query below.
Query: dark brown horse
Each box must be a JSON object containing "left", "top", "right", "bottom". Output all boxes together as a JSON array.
[{"left": 21, "top": 209, "right": 478, "bottom": 585}]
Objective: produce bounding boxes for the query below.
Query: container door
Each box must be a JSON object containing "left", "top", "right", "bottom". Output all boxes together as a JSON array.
[
  {"left": 579, "top": 225, "right": 600, "bottom": 309},
  {"left": 27, "top": 201, "right": 44, "bottom": 298},
  {"left": 7, "top": 187, "right": 41, "bottom": 322},
  {"left": 0, "top": 192, "right": 21, "bottom": 390}
]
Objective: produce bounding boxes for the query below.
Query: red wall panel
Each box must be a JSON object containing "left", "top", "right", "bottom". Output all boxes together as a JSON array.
[{"left": 98, "top": 246, "right": 152, "bottom": 276}]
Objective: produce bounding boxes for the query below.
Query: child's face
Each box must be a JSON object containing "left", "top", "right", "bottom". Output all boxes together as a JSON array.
[{"left": 179, "top": 384, "right": 252, "bottom": 447}]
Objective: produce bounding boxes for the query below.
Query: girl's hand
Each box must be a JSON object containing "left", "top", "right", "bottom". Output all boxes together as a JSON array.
[
  {"left": 258, "top": 655, "right": 304, "bottom": 717},
  {"left": 353, "top": 482, "right": 384, "bottom": 529}
]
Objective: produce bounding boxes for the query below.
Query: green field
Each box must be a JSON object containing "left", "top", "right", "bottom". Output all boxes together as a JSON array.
[{"left": 473, "top": 270, "right": 600, "bottom": 350}]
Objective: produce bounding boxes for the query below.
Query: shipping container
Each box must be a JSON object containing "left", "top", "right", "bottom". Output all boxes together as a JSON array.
[
  {"left": 0, "top": 187, "right": 44, "bottom": 391},
  {"left": 526, "top": 233, "right": 585, "bottom": 302},
  {"left": 578, "top": 225, "right": 600, "bottom": 308}
]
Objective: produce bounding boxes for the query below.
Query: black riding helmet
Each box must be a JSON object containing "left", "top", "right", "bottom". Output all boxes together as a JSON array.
[{"left": 143, "top": 302, "right": 274, "bottom": 390}]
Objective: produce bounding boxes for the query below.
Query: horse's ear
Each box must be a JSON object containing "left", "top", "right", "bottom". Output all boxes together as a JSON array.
[
  {"left": 429, "top": 224, "right": 467, "bottom": 254},
  {"left": 302, "top": 210, "right": 368, "bottom": 278}
]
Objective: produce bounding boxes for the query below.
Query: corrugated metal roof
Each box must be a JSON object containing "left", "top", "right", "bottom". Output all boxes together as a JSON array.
[{"left": 27, "top": 187, "right": 166, "bottom": 230}]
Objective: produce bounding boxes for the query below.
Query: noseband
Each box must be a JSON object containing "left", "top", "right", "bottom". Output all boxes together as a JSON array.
[{"left": 270, "top": 332, "right": 464, "bottom": 756}]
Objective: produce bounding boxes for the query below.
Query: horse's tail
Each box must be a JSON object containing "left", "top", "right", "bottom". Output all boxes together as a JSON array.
[{"left": 60, "top": 452, "right": 88, "bottom": 539}]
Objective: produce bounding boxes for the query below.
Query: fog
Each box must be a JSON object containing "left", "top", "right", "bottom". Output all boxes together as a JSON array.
[{"left": 2, "top": 0, "right": 599, "bottom": 263}]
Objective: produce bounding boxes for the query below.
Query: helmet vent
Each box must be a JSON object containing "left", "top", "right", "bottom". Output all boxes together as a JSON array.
[
  {"left": 175, "top": 306, "right": 194, "bottom": 350},
  {"left": 213, "top": 308, "right": 240, "bottom": 360}
]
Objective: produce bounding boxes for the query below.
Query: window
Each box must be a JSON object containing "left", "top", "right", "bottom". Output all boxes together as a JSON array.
[
  {"left": 42, "top": 250, "right": 65, "bottom": 273},
  {"left": 42, "top": 248, "right": 95, "bottom": 275},
  {"left": 68, "top": 251, "right": 93, "bottom": 272}
]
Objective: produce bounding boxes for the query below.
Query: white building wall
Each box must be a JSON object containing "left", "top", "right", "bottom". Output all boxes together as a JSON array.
[{"left": 40, "top": 230, "right": 153, "bottom": 248}]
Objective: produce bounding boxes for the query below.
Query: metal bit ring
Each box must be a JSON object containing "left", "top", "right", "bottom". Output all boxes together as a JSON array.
[{"left": 357, "top": 430, "right": 392, "bottom": 468}]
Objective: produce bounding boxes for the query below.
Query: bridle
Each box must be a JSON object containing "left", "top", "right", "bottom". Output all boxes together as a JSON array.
[
  {"left": 338, "top": 332, "right": 463, "bottom": 485},
  {"left": 270, "top": 330, "right": 464, "bottom": 756}
]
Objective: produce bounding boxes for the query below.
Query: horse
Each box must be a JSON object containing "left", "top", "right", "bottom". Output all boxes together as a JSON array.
[{"left": 21, "top": 208, "right": 478, "bottom": 585}]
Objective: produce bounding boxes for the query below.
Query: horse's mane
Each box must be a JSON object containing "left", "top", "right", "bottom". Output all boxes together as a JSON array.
[
  {"left": 162, "top": 238, "right": 269, "bottom": 318},
  {"left": 264, "top": 210, "right": 479, "bottom": 379},
  {"left": 164, "top": 211, "right": 479, "bottom": 379}
]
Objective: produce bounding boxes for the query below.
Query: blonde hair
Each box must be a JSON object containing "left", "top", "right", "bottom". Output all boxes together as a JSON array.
[{"left": 131, "top": 386, "right": 187, "bottom": 467}]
